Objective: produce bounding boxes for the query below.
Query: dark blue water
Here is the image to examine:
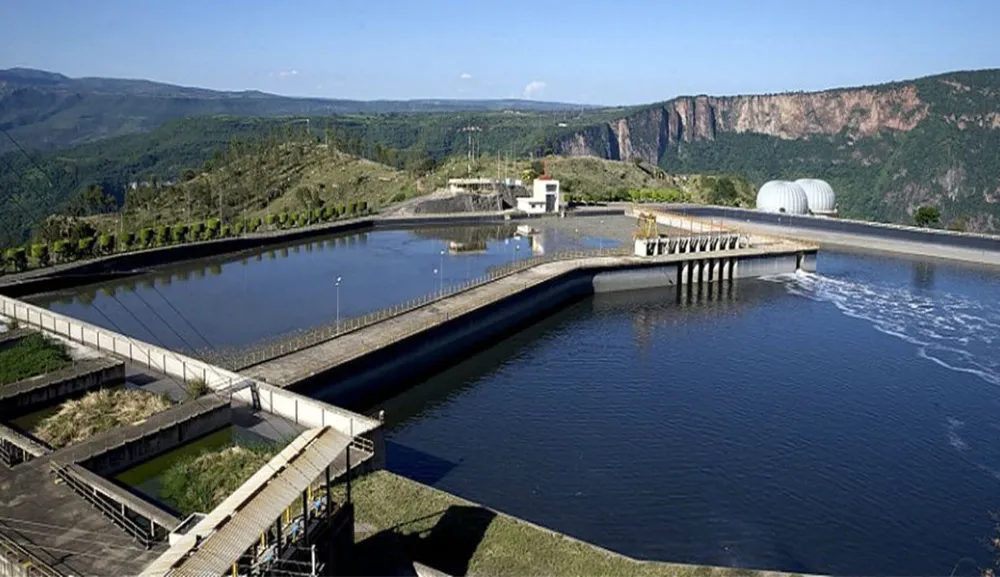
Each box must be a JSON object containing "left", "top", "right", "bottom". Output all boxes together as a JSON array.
[
  {"left": 379, "top": 249, "right": 1000, "bottom": 576},
  {"left": 28, "top": 225, "right": 595, "bottom": 353}
]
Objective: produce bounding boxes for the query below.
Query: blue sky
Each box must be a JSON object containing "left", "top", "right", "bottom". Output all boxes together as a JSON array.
[{"left": 2, "top": 0, "right": 998, "bottom": 105}]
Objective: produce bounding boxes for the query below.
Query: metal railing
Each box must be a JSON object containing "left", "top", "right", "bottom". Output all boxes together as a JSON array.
[
  {"left": 0, "top": 528, "right": 62, "bottom": 577},
  {"left": 50, "top": 463, "right": 160, "bottom": 549},
  {"left": 203, "top": 246, "right": 635, "bottom": 371}
]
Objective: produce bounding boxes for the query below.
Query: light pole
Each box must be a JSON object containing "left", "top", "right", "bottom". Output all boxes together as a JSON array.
[
  {"left": 335, "top": 276, "right": 342, "bottom": 332},
  {"left": 433, "top": 268, "right": 439, "bottom": 296},
  {"left": 439, "top": 249, "right": 445, "bottom": 295},
  {"left": 599, "top": 219, "right": 604, "bottom": 251}
]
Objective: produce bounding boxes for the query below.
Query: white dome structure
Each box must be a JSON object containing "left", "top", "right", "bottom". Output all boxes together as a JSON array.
[
  {"left": 795, "top": 178, "right": 837, "bottom": 215},
  {"left": 755, "top": 180, "right": 809, "bottom": 215}
]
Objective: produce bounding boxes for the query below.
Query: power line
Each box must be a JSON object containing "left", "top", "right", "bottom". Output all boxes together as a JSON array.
[{"left": 150, "top": 284, "right": 215, "bottom": 349}]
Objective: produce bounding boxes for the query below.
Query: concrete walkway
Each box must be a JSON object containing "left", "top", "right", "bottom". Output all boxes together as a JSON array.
[
  {"left": 715, "top": 219, "right": 1000, "bottom": 267},
  {"left": 245, "top": 242, "right": 811, "bottom": 387}
]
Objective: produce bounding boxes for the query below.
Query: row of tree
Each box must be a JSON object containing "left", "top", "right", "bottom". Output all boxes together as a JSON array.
[{"left": 0, "top": 201, "right": 369, "bottom": 274}]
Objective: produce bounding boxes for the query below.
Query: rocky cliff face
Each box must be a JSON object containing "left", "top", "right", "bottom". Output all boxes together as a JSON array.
[{"left": 555, "top": 84, "right": 929, "bottom": 164}]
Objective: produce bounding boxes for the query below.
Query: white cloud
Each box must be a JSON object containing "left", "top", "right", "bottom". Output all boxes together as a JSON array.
[
  {"left": 274, "top": 69, "right": 298, "bottom": 78},
  {"left": 459, "top": 72, "right": 473, "bottom": 80},
  {"left": 522, "top": 80, "right": 546, "bottom": 99}
]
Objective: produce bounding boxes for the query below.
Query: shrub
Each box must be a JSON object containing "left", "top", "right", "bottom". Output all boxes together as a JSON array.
[
  {"left": 185, "top": 378, "right": 211, "bottom": 400},
  {"left": 266, "top": 214, "right": 277, "bottom": 227},
  {"left": 278, "top": 213, "right": 289, "bottom": 225},
  {"left": 234, "top": 221, "right": 245, "bottom": 235},
  {"left": 121, "top": 231, "right": 135, "bottom": 251},
  {"left": 191, "top": 222, "right": 206, "bottom": 239},
  {"left": 321, "top": 206, "right": 334, "bottom": 220},
  {"left": 206, "top": 218, "right": 221, "bottom": 233},
  {"left": 389, "top": 192, "right": 406, "bottom": 203},
  {"left": 203, "top": 226, "right": 218, "bottom": 240},
  {"left": 251, "top": 216, "right": 262, "bottom": 231},
  {"left": 154, "top": 225, "right": 169, "bottom": 246},
  {"left": 78, "top": 237, "right": 95, "bottom": 255},
  {"left": 7, "top": 248, "right": 27, "bottom": 272},
  {"left": 98, "top": 234, "right": 115, "bottom": 255},
  {"left": 30, "top": 243, "right": 50, "bottom": 266},
  {"left": 52, "top": 239, "right": 75, "bottom": 263},
  {"left": 311, "top": 208, "right": 322, "bottom": 222},
  {"left": 298, "top": 214, "right": 309, "bottom": 227},
  {"left": 360, "top": 201, "right": 368, "bottom": 213},
  {"left": 171, "top": 224, "right": 189, "bottom": 244},
  {"left": 138, "top": 228, "right": 154, "bottom": 248},
  {"left": 339, "top": 204, "right": 347, "bottom": 217},
  {"left": 349, "top": 201, "right": 358, "bottom": 215},
  {"left": 221, "top": 225, "right": 232, "bottom": 238}
]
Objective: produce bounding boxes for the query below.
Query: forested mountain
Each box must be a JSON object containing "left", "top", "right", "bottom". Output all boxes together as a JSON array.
[
  {"left": 3, "top": 68, "right": 1000, "bottom": 246},
  {"left": 0, "top": 67, "right": 593, "bottom": 152}
]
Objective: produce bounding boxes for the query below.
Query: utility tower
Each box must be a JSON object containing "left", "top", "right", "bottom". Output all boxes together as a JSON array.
[{"left": 458, "top": 125, "right": 482, "bottom": 177}]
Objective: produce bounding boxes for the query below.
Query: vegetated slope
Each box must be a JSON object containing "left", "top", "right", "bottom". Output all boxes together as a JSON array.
[
  {"left": 0, "top": 110, "right": 628, "bottom": 243},
  {"left": 545, "top": 69, "right": 1000, "bottom": 232},
  {"left": 0, "top": 67, "right": 594, "bottom": 152}
]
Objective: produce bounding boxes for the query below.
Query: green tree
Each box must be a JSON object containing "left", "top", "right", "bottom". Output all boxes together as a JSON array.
[
  {"left": 360, "top": 201, "right": 368, "bottom": 213},
  {"left": 78, "top": 237, "right": 95, "bottom": 255},
  {"left": 191, "top": 222, "right": 206, "bottom": 239},
  {"left": 98, "top": 234, "right": 115, "bottom": 255},
  {"left": 708, "top": 177, "right": 739, "bottom": 206},
  {"left": 155, "top": 225, "right": 169, "bottom": 246},
  {"left": 221, "top": 225, "right": 232, "bottom": 238},
  {"left": 321, "top": 206, "right": 333, "bottom": 220},
  {"left": 311, "top": 208, "right": 322, "bottom": 222},
  {"left": 251, "top": 216, "right": 262, "bottom": 231},
  {"left": 171, "top": 224, "right": 189, "bottom": 244},
  {"left": 7, "top": 248, "right": 27, "bottom": 272},
  {"left": 121, "top": 231, "right": 135, "bottom": 251},
  {"left": 266, "top": 214, "right": 277, "bottom": 227},
  {"left": 31, "top": 243, "right": 50, "bottom": 267},
  {"left": 138, "top": 228, "right": 154, "bottom": 247},
  {"left": 913, "top": 205, "right": 941, "bottom": 228},
  {"left": 52, "top": 239, "right": 75, "bottom": 263},
  {"left": 234, "top": 221, "right": 245, "bottom": 235}
]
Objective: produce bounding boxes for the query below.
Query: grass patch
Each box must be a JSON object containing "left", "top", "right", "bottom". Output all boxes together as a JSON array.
[
  {"left": 34, "top": 388, "right": 173, "bottom": 448},
  {"left": 160, "top": 443, "right": 278, "bottom": 516},
  {"left": 185, "top": 378, "right": 211, "bottom": 400},
  {"left": 340, "top": 471, "right": 806, "bottom": 577},
  {"left": 0, "top": 332, "right": 72, "bottom": 385}
]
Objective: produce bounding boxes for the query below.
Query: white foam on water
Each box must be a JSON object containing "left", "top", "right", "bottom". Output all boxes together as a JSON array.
[
  {"left": 769, "top": 270, "right": 1000, "bottom": 388},
  {"left": 769, "top": 271, "right": 1000, "bottom": 476}
]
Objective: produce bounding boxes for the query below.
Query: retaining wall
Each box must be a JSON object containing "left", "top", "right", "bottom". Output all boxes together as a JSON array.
[
  {"left": 71, "top": 398, "right": 232, "bottom": 477},
  {"left": 0, "top": 358, "right": 124, "bottom": 418},
  {"left": 295, "top": 252, "right": 804, "bottom": 407}
]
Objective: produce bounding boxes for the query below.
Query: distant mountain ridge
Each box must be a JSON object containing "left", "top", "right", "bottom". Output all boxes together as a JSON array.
[{"left": 0, "top": 67, "right": 594, "bottom": 151}]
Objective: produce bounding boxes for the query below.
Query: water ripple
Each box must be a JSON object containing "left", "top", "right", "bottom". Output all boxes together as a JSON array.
[{"left": 767, "top": 271, "right": 1000, "bottom": 388}]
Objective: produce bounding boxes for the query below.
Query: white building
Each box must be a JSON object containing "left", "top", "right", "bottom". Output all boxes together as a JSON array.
[{"left": 517, "top": 178, "right": 561, "bottom": 214}]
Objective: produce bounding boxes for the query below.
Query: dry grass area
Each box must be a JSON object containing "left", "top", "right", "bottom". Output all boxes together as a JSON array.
[
  {"left": 34, "top": 388, "right": 173, "bottom": 448},
  {"left": 341, "top": 471, "right": 810, "bottom": 577}
]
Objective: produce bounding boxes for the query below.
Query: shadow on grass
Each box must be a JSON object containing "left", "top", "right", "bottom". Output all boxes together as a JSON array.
[{"left": 351, "top": 505, "right": 497, "bottom": 576}]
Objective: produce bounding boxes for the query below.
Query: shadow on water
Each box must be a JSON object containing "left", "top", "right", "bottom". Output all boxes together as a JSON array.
[
  {"left": 913, "top": 260, "right": 936, "bottom": 290},
  {"left": 350, "top": 506, "right": 497, "bottom": 577},
  {"left": 384, "top": 441, "right": 459, "bottom": 486}
]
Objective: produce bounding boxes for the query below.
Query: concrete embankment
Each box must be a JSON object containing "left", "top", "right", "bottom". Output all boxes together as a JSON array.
[
  {"left": 667, "top": 205, "right": 1000, "bottom": 266},
  {"left": 246, "top": 243, "right": 813, "bottom": 406},
  {"left": 0, "top": 357, "right": 124, "bottom": 418}
]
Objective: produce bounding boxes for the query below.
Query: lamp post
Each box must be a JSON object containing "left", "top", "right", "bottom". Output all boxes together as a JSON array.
[
  {"left": 335, "top": 276, "right": 341, "bottom": 332},
  {"left": 439, "top": 249, "right": 445, "bottom": 295},
  {"left": 433, "top": 268, "right": 439, "bottom": 296},
  {"left": 599, "top": 220, "right": 604, "bottom": 251}
]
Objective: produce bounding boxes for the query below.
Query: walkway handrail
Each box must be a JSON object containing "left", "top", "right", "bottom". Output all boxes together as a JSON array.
[
  {"left": 204, "top": 246, "right": 634, "bottom": 371},
  {"left": 0, "top": 526, "right": 63, "bottom": 577}
]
